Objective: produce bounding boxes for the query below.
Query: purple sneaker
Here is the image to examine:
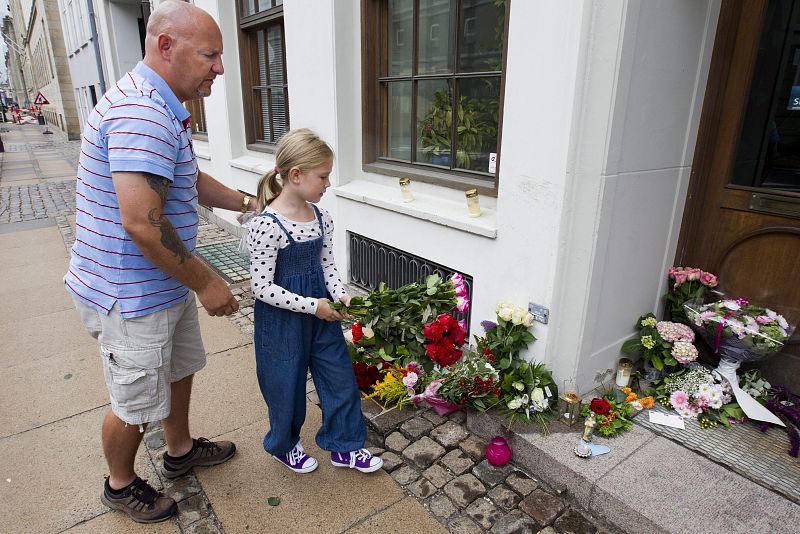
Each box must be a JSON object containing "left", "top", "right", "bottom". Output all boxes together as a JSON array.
[
  {"left": 330, "top": 449, "right": 383, "bottom": 473},
  {"left": 273, "top": 443, "right": 318, "bottom": 474}
]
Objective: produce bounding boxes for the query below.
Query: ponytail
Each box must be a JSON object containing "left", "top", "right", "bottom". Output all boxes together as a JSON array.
[{"left": 255, "top": 168, "right": 282, "bottom": 212}]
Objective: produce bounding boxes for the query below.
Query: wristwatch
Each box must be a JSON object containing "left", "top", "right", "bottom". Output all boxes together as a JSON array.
[{"left": 240, "top": 194, "right": 252, "bottom": 213}]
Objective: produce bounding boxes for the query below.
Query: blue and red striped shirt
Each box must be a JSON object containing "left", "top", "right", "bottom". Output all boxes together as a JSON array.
[{"left": 64, "top": 62, "right": 198, "bottom": 318}]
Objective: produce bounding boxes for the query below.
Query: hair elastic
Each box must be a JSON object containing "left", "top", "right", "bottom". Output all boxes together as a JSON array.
[{"left": 273, "top": 166, "right": 279, "bottom": 175}]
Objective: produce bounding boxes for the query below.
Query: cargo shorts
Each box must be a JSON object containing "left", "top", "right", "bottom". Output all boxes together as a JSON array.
[{"left": 72, "top": 294, "right": 206, "bottom": 425}]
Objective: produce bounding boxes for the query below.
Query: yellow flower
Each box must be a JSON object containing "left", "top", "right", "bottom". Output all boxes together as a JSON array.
[{"left": 640, "top": 396, "right": 654, "bottom": 409}]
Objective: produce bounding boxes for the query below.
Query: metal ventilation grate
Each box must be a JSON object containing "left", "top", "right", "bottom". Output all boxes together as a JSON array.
[{"left": 347, "top": 232, "right": 473, "bottom": 328}]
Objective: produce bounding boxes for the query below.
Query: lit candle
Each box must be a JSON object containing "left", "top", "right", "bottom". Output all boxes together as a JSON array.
[
  {"left": 465, "top": 188, "right": 481, "bottom": 217},
  {"left": 615, "top": 358, "right": 633, "bottom": 387},
  {"left": 399, "top": 178, "right": 414, "bottom": 202}
]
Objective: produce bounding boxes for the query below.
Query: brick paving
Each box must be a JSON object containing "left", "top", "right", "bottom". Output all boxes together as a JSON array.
[{"left": 0, "top": 123, "right": 610, "bottom": 533}]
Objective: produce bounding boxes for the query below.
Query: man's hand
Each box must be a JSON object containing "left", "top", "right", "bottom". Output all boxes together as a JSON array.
[
  {"left": 196, "top": 276, "right": 239, "bottom": 316},
  {"left": 315, "top": 298, "right": 344, "bottom": 322}
]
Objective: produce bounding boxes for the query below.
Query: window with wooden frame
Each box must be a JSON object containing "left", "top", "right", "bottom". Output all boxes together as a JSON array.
[
  {"left": 362, "top": 0, "right": 508, "bottom": 194},
  {"left": 185, "top": 99, "right": 207, "bottom": 139},
  {"left": 238, "top": 0, "right": 289, "bottom": 150}
]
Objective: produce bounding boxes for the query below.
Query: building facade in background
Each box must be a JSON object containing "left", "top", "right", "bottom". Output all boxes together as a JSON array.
[{"left": 4, "top": 0, "right": 79, "bottom": 138}]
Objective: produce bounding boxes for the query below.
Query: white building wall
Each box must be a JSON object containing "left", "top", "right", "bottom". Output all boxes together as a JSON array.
[
  {"left": 192, "top": 0, "right": 720, "bottom": 394},
  {"left": 550, "top": 0, "right": 721, "bottom": 392}
]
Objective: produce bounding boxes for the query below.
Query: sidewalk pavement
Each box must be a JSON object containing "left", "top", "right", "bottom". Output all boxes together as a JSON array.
[{"left": 0, "top": 125, "right": 447, "bottom": 533}]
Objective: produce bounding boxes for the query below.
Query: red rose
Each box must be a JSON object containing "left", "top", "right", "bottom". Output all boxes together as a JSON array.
[
  {"left": 590, "top": 398, "right": 611, "bottom": 416},
  {"left": 423, "top": 320, "right": 444, "bottom": 342},
  {"left": 353, "top": 362, "right": 380, "bottom": 391},
  {"left": 351, "top": 322, "right": 363, "bottom": 343}
]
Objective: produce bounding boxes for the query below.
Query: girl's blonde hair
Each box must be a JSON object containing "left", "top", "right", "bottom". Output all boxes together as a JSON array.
[{"left": 255, "top": 128, "right": 334, "bottom": 210}]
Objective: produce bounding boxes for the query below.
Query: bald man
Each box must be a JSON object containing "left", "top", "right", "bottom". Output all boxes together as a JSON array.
[{"left": 64, "top": 1, "right": 252, "bottom": 523}]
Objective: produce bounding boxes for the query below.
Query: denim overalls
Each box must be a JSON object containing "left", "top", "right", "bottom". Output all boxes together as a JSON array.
[{"left": 253, "top": 205, "right": 365, "bottom": 456}]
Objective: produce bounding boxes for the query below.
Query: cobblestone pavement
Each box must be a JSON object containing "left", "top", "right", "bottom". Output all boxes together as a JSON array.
[{"left": 1, "top": 124, "right": 610, "bottom": 533}]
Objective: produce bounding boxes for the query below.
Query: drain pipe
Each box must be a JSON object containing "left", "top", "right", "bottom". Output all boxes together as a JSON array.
[{"left": 86, "top": 0, "right": 106, "bottom": 95}]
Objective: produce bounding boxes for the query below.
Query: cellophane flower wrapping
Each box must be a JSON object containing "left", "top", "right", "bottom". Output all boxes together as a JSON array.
[{"left": 684, "top": 297, "right": 794, "bottom": 363}]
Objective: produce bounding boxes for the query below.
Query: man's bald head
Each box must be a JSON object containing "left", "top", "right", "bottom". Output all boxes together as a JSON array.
[
  {"left": 146, "top": 0, "right": 216, "bottom": 46},
  {"left": 141, "top": 0, "right": 224, "bottom": 102}
]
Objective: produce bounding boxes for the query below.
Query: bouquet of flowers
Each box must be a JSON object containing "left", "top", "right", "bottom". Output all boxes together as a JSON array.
[
  {"left": 336, "top": 273, "right": 469, "bottom": 364},
  {"left": 500, "top": 360, "right": 558, "bottom": 431},
  {"left": 653, "top": 366, "right": 744, "bottom": 428},
  {"left": 664, "top": 266, "right": 718, "bottom": 324},
  {"left": 685, "top": 298, "right": 792, "bottom": 360},
  {"left": 432, "top": 349, "right": 502, "bottom": 412},
  {"left": 620, "top": 313, "right": 698, "bottom": 374},
  {"left": 580, "top": 393, "right": 635, "bottom": 438},
  {"left": 475, "top": 302, "right": 536, "bottom": 371}
]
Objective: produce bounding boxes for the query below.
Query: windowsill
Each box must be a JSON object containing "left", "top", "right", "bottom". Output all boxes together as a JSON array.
[
  {"left": 229, "top": 153, "right": 275, "bottom": 176},
  {"left": 334, "top": 179, "right": 497, "bottom": 238},
  {"left": 192, "top": 139, "right": 211, "bottom": 160}
]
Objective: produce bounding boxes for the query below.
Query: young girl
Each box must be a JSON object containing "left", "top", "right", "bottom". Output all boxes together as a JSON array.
[{"left": 246, "top": 129, "right": 382, "bottom": 474}]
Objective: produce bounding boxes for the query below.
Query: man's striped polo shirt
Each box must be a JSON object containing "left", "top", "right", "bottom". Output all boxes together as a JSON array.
[{"left": 64, "top": 62, "right": 199, "bottom": 318}]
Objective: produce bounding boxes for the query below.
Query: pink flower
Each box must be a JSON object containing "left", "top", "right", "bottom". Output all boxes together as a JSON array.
[
  {"left": 700, "top": 272, "right": 718, "bottom": 287},
  {"left": 687, "top": 268, "right": 702, "bottom": 281},
  {"left": 668, "top": 266, "right": 684, "bottom": 279},
  {"left": 670, "top": 390, "right": 690, "bottom": 410},
  {"left": 402, "top": 372, "right": 418, "bottom": 389},
  {"left": 458, "top": 319, "right": 467, "bottom": 333},
  {"left": 672, "top": 272, "right": 688, "bottom": 289},
  {"left": 756, "top": 315, "right": 773, "bottom": 325},
  {"left": 456, "top": 295, "right": 470, "bottom": 313},
  {"left": 450, "top": 273, "right": 468, "bottom": 298}
]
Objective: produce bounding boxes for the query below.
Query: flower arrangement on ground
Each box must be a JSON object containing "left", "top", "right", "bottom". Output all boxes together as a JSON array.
[
  {"left": 500, "top": 360, "right": 558, "bottom": 430},
  {"left": 664, "top": 266, "right": 718, "bottom": 324},
  {"left": 579, "top": 391, "right": 635, "bottom": 438},
  {"left": 684, "top": 297, "right": 793, "bottom": 396},
  {"left": 620, "top": 313, "right": 698, "bottom": 374},
  {"left": 652, "top": 366, "right": 745, "bottom": 429},
  {"left": 430, "top": 349, "right": 502, "bottom": 411}
]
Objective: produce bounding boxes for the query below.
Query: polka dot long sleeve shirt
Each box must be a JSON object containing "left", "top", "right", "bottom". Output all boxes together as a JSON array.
[{"left": 246, "top": 206, "right": 347, "bottom": 314}]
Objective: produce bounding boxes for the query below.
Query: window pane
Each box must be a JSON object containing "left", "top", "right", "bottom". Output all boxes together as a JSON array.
[
  {"left": 418, "top": 0, "right": 455, "bottom": 75},
  {"left": 455, "top": 77, "right": 499, "bottom": 172},
  {"left": 271, "top": 88, "right": 288, "bottom": 141},
  {"left": 258, "top": 89, "right": 272, "bottom": 142},
  {"left": 388, "top": 0, "right": 413, "bottom": 76},
  {"left": 459, "top": 0, "right": 505, "bottom": 73},
  {"left": 267, "top": 25, "right": 284, "bottom": 84},
  {"left": 387, "top": 81, "right": 412, "bottom": 161},
  {"left": 416, "top": 79, "right": 453, "bottom": 165},
  {"left": 243, "top": 0, "right": 256, "bottom": 16},
  {"left": 257, "top": 30, "right": 267, "bottom": 84}
]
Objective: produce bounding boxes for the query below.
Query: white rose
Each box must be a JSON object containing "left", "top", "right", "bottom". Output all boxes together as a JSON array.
[
  {"left": 507, "top": 398, "right": 522, "bottom": 410},
  {"left": 362, "top": 326, "right": 375, "bottom": 339},
  {"left": 531, "top": 388, "right": 545, "bottom": 404},
  {"left": 496, "top": 301, "right": 514, "bottom": 314},
  {"left": 498, "top": 307, "right": 513, "bottom": 321},
  {"left": 513, "top": 382, "right": 525, "bottom": 391},
  {"left": 522, "top": 313, "right": 535, "bottom": 328},
  {"left": 343, "top": 330, "right": 354, "bottom": 343},
  {"left": 511, "top": 308, "right": 526, "bottom": 325}
]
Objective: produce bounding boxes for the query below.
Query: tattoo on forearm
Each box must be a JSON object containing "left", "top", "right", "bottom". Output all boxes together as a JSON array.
[{"left": 145, "top": 173, "right": 191, "bottom": 264}]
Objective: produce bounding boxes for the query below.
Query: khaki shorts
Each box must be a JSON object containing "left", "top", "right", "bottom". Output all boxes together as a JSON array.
[{"left": 72, "top": 294, "right": 206, "bottom": 425}]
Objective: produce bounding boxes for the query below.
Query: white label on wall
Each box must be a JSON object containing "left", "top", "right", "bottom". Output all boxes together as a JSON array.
[{"left": 488, "top": 152, "right": 497, "bottom": 174}]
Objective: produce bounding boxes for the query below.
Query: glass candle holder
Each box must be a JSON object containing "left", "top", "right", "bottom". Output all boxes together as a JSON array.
[
  {"left": 465, "top": 188, "right": 481, "bottom": 217},
  {"left": 558, "top": 390, "right": 582, "bottom": 427},
  {"left": 615, "top": 358, "right": 633, "bottom": 387},
  {"left": 399, "top": 178, "right": 414, "bottom": 202}
]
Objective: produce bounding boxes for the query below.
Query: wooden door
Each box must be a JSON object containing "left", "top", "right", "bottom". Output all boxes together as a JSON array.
[{"left": 678, "top": 0, "right": 800, "bottom": 390}]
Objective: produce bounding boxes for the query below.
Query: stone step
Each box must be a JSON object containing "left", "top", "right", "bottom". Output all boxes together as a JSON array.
[{"left": 466, "top": 409, "right": 800, "bottom": 534}]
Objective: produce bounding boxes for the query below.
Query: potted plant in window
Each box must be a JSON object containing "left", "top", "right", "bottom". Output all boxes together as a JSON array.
[{"left": 419, "top": 88, "right": 496, "bottom": 170}]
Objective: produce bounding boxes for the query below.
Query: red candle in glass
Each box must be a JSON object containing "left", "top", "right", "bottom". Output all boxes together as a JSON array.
[{"left": 485, "top": 436, "right": 511, "bottom": 466}]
